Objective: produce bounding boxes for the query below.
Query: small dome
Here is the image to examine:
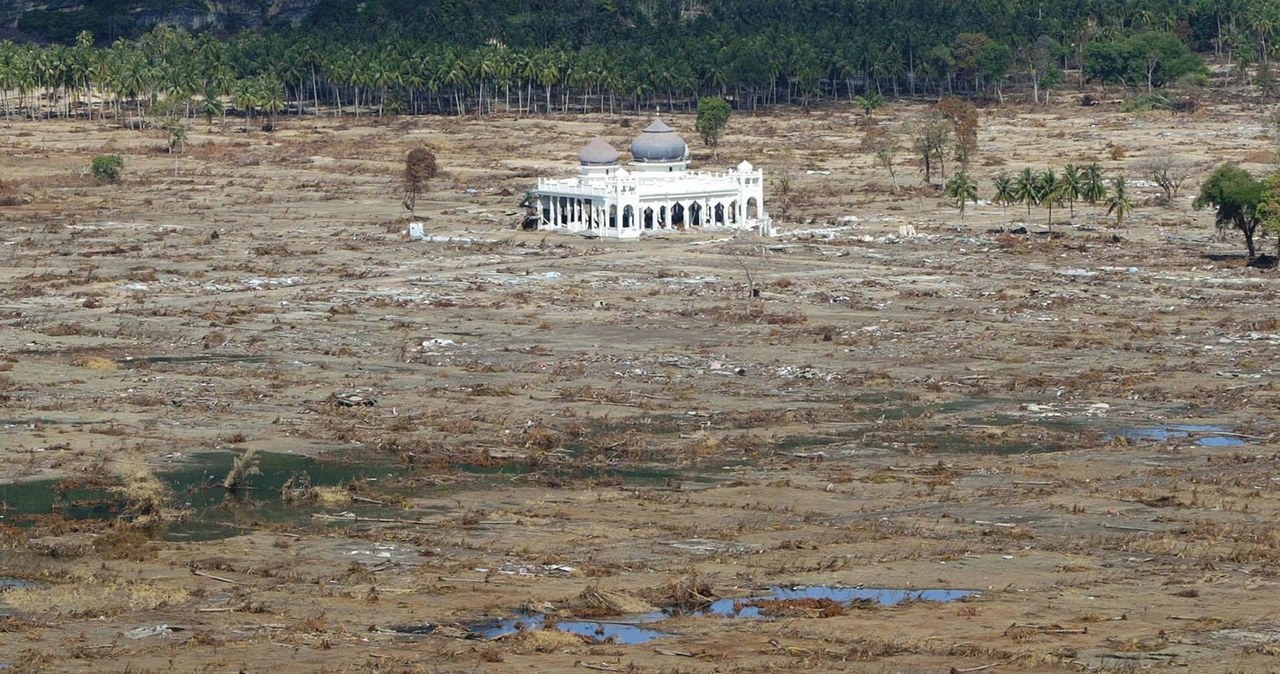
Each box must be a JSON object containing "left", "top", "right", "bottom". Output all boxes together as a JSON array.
[
  {"left": 630, "top": 118, "right": 688, "bottom": 163},
  {"left": 579, "top": 137, "right": 620, "bottom": 166},
  {"left": 737, "top": 160, "right": 753, "bottom": 171}
]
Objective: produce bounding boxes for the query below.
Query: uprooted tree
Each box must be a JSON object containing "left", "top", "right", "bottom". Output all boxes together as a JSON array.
[{"left": 402, "top": 146, "right": 439, "bottom": 217}]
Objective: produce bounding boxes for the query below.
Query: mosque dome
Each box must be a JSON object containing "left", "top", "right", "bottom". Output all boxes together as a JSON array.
[
  {"left": 579, "top": 137, "right": 620, "bottom": 166},
  {"left": 630, "top": 118, "right": 688, "bottom": 163}
]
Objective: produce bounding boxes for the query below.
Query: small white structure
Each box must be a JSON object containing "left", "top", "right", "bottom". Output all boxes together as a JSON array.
[{"left": 525, "top": 118, "right": 771, "bottom": 239}]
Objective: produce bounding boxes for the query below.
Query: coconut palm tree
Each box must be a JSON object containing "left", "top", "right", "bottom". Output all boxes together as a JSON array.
[
  {"left": 232, "top": 78, "right": 259, "bottom": 126},
  {"left": 992, "top": 172, "right": 1015, "bottom": 216},
  {"left": 945, "top": 170, "right": 979, "bottom": 222},
  {"left": 1013, "top": 167, "right": 1039, "bottom": 218},
  {"left": 1106, "top": 176, "right": 1134, "bottom": 228},
  {"left": 257, "top": 76, "right": 285, "bottom": 128},
  {"left": 1037, "top": 169, "right": 1066, "bottom": 230},
  {"left": 1062, "top": 164, "right": 1084, "bottom": 219},
  {"left": 1081, "top": 163, "right": 1108, "bottom": 209}
]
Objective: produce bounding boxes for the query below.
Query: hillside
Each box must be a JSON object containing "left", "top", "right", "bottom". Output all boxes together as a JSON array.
[{"left": 2, "top": 0, "right": 320, "bottom": 42}]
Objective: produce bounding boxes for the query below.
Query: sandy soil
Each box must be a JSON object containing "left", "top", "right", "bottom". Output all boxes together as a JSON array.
[{"left": 2, "top": 99, "right": 1280, "bottom": 673}]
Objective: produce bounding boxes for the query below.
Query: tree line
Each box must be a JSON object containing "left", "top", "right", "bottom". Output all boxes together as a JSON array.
[
  {"left": 0, "top": 0, "right": 1259, "bottom": 122},
  {"left": 940, "top": 164, "right": 1134, "bottom": 229}
]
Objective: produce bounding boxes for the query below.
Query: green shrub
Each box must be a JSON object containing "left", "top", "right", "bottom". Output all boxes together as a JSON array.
[{"left": 91, "top": 154, "right": 123, "bottom": 183}]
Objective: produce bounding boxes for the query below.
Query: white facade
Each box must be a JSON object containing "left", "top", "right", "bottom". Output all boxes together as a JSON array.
[{"left": 526, "top": 119, "right": 771, "bottom": 239}]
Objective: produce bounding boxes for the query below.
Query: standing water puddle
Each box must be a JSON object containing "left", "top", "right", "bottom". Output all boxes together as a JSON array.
[
  {"left": 467, "top": 613, "right": 669, "bottom": 644},
  {"left": 0, "top": 452, "right": 407, "bottom": 541},
  {"left": 0, "top": 578, "right": 38, "bottom": 591},
  {"left": 1119, "top": 425, "right": 1246, "bottom": 447},
  {"left": 0, "top": 451, "right": 735, "bottom": 541},
  {"left": 442, "top": 586, "right": 978, "bottom": 645},
  {"left": 698, "top": 586, "right": 978, "bottom": 618}
]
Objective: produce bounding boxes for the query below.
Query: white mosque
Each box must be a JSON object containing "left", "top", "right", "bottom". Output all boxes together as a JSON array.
[{"left": 524, "top": 118, "right": 771, "bottom": 239}]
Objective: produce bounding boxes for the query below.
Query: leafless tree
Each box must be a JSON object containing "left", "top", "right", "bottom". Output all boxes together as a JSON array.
[{"left": 1134, "top": 153, "right": 1196, "bottom": 206}]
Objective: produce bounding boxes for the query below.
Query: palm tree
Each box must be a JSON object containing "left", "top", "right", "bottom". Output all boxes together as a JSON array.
[
  {"left": 257, "top": 76, "right": 285, "bottom": 128},
  {"left": 1013, "top": 167, "right": 1039, "bottom": 218},
  {"left": 232, "top": 78, "right": 258, "bottom": 126},
  {"left": 369, "top": 49, "right": 400, "bottom": 116},
  {"left": 0, "top": 41, "right": 17, "bottom": 119},
  {"left": 854, "top": 91, "right": 883, "bottom": 117},
  {"left": 535, "top": 48, "right": 561, "bottom": 116},
  {"left": 1037, "top": 169, "right": 1066, "bottom": 230},
  {"left": 1062, "top": 164, "right": 1084, "bottom": 219},
  {"left": 1081, "top": 163, "right": 1108, "bottom": 209},
  {"left": 945, "top": 171, "right": 979, "bottom": 222},
  {"left": 1106, "top": 176, "right": 1134, "bottom": 228},
  {"left": 992, "top": 172, "right": 1015, "bottom": 216},
  {"left": 442, "top": 48, "right": 468, "bottom": 115},
  {"left": 199, "top": 83, "right": 224, "bottom": 129}
]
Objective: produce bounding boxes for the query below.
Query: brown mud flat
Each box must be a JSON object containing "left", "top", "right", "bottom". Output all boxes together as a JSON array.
[{"left": 2, "top": 102, "right": 1280, "bottom": 673}]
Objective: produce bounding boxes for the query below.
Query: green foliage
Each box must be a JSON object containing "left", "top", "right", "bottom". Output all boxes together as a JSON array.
[
  {"left": 164, "top": 118, "right": 187, "bottom": 153},
  {"left": 991, "top": 172, "right": 1015, "bottom": 212},
  {"left": 91, "top": 154, "right": 123, "bottom": 183},
  {"left": 1085, "top": 31, "right": 1208, "bottom": 90},
  {"left": 0, "top": 2, "right": 1254, "bottom": 124},
  {"left": 1013, "top": 167, "right": 1038, "bottom": 217},
  {"left": 1061, "top": 164, "right": 1083, "bottom": 218},
  {"left": 1035, "top": 169, "right": 1066, "bottom": 229},
  {"left": 853, "top": 91, "right": 883, "bottom": 117},
  {"left": 944, "top": 170, "right": 978, "bottom": 220},
  {"left": 1106, "top": 177, "right": 1133, "bottom": 228},
  {"left": 695, "top": 96, "right": 731, "bottom": 156},
  {"left": 976, "top": 41, "right": 1012, "bottom": 82},
  {"left": 1081, "top": 163, "right": 1108, "bottom": 207},
  {"left": 1194, "top": 164, "right": 1263, "bottom": 258}
]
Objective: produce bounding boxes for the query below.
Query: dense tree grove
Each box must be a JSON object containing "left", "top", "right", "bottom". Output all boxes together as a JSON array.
[{"left": 0, "top": 0, "right": 1272, "bottom": 120}]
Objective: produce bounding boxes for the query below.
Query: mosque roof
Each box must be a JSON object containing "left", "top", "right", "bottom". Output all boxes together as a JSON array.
[
  {"left": 630, "top": 118, "right": 688, "bottom": 163},
  {"left": 578, "top": 137, "right": 621, "bottom": 166}
]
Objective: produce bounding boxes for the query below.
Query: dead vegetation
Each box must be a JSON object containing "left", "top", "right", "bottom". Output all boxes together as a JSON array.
[{"left": 1, "top": 101, "right": 1279, "bottom": 674}]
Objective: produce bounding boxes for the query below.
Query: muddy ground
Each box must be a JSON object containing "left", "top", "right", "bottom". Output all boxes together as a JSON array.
[{"left": 2, "top": 98, "right": 1280, "bottom": 673}]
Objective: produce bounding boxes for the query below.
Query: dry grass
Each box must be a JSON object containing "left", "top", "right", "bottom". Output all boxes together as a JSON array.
[
  {"left": 111, "top": 461, "right": 174, "bottom": 524},
  {"left": 3, "top": 578, "right": 190, "bottom": 618}
]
